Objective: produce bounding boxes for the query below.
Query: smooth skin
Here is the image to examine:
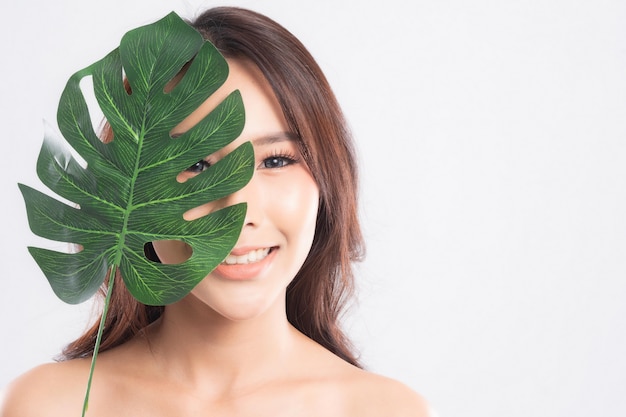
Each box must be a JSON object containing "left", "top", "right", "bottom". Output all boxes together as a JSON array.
[{"left": 1, "top": 59, "right": 433, "bottom": 417}]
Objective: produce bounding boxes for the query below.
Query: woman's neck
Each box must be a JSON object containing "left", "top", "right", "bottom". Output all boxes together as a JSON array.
[{"left": 141, "top": 291, "right": 298, "bottom": 394}]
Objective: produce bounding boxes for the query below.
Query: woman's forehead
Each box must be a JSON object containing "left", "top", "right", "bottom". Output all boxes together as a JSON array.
[{"left": 171, "top": 58, "right": 275, "bottom": 138}]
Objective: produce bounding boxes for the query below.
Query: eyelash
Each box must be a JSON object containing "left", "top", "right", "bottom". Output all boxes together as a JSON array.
[
  {"left": 185, "top": 151, "right": 299, "bottom": 174},
  {"left": 260, "top": 151, "right": 299, "bottom": 169}
]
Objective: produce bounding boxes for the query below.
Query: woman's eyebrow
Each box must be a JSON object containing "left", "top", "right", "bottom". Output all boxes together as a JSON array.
[{"left": 252, "top": 132, "right": 298, "bottom": 146}]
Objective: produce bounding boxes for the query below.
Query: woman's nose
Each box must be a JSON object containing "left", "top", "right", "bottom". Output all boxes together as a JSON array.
[{"left": 223, "top": 174, "right": 262, "bottom": 227}]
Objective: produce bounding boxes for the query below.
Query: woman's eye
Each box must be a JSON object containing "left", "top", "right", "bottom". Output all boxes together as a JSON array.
[
  {"left": 185, "top": 160, "right": 211, "bottom": 173},
  {"left": 262, "top": 156, "right": 295, "bottom": 169}
]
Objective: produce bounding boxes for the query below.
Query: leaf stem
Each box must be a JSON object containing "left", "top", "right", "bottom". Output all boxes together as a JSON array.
[{"left": 81, "top": 265, "right": 117, "bottom": 417}]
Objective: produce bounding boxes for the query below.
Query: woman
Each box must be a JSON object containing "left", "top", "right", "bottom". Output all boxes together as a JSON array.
[{"left": 1, "top": 7, "right": 431, "bottom": 416}]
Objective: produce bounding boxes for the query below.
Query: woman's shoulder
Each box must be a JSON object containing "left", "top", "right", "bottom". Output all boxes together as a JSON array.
[
  {"left": 339, "top": 367, "right": 434, "bottom": 417},
  {"left": 295, "top": 333, "right": 434, "bottom": 416},
  {"left": 0, "top": 360, "right": 90, "bottom": 417}
]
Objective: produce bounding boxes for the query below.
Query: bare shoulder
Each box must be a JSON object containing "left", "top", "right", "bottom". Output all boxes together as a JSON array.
[
  {"left": 0, "top": 360, "right": 90, "bottom": 417},
  {"left": 293, "top": 333, "right": 434, "bottom": 417},
  {"left": 342, "top": 368, "right": 434, "bottom": 417}
]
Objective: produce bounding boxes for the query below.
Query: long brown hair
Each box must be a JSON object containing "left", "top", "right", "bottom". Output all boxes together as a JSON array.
[{"left": 62, "top": 7, "right": 365, "bottom": 367}]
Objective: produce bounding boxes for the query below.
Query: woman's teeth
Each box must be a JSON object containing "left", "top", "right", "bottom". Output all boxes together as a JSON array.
[{"left": 223, "top": 248, "right": 271, "bottom": 265}]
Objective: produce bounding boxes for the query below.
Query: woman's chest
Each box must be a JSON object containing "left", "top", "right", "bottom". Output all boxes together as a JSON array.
[{"left": 87, "top": 379, "right": 351, "bottom": 417}]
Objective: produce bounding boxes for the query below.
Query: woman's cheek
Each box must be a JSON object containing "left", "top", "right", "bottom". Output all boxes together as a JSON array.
[{"left": 273, "top": 172, "right": 319, "bottom": 232}]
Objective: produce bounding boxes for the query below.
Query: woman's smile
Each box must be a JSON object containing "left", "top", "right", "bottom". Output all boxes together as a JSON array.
[
  {"left": 213, "top": 246, "right": 278, "bottom": 281},
  {"left": 222, "top": 247, "right": 272, "bottom": 265}
]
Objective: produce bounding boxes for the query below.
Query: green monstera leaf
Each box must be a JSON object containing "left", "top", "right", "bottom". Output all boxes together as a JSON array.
[
  {"left": 19, "top": 12, "right": 253, "bottom": 306},
  {"left": 19, "top": 12, "right": 254, "bottom": 415}
]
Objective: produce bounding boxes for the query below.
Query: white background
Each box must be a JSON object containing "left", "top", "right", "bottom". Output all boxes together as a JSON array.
[{"left": 1, "top": 1, "right": 625, "bottom": 416}]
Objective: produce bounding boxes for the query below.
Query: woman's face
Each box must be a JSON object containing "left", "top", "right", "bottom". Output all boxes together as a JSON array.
[{"left": 152, "top": 59, "right": 319, "bottom": 321}]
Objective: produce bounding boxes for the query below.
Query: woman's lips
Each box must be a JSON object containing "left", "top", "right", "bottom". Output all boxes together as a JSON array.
[{"left": 214, "top": 247, "right": 276, "bottom": 280}]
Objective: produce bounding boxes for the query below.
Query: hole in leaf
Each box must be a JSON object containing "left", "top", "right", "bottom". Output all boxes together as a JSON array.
[
  {"left": 121, "top": 67, "right": 132, "bottom": 96},
  {"left": 145, "top": 240, "right": 192, "bottom": 264},
  {"left": 175, "top": 158, "right": 214, "bottom": 184},
  {"left": 79, "top": 76, "right": 107, "bottom": 147},
  {"left": 164, "top": 59, "right": 193, "bottom": 94}
]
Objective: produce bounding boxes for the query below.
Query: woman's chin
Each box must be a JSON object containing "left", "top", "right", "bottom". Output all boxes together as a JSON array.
[{"left": 183, "top": 290, "right": 283, "bottom": 324}]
